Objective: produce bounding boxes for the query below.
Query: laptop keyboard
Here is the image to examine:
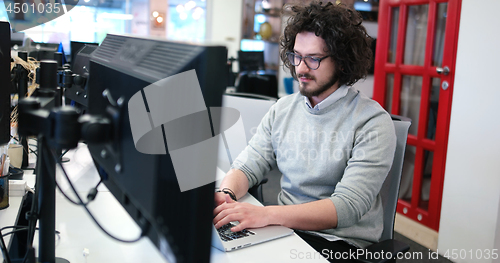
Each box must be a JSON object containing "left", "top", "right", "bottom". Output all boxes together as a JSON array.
[{"left": 217, "top": 223, "right": 255, "bottom": 242}]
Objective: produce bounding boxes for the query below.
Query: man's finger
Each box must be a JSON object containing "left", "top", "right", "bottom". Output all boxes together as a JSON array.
[
  {"left": 231, "top": 222, "right": 246, "bottom": 232},
  {"left": 225, "top": 193, "right": 236, "bottom": 203}
]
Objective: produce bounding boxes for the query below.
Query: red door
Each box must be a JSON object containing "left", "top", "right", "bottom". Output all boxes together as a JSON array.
[{"left": 373, "top": 0, "right": 462, "bottom": 231}]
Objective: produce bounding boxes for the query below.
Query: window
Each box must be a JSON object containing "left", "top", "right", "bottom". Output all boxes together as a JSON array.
[
  {"left": 167, "top": 0, "right": 206, "bottom": 42},
  {"left": 2, "top": 0, "right": 148, "bottom": 55}
]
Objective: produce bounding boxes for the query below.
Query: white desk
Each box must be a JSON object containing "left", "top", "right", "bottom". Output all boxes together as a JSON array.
[{"left": 1, "top": 144, "right": 327, "bottom": 263}]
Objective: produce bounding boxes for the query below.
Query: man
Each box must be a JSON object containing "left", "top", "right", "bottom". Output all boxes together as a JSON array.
[{"left": 213, "top": 1, "right": 396, "bottom": 261}]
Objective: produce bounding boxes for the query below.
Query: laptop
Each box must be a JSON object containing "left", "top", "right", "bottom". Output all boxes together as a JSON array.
[{"left": 211, "top": 221, "right": 294, "bottom": 252}]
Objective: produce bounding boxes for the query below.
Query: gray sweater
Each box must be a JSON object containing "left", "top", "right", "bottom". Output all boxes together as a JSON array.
[{"left": 232, "top": 87, "right": 396, "bottom": 248}]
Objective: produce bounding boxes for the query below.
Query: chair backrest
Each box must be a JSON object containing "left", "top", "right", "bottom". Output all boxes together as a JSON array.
[
  {"left": 379, "top": 115, "right": 411, "bottom": 241},
  {"left": 222, "top": 93, "right": 277, "bottom": 146},
  {"left": 215, "top": 93, "right": 276, "bottom": 180},
  {"left": 221, "top": 93, "right": 278, "bottom": 202},
  {"left": 235, "top": 71, "right": 278, "bottom": 99}
]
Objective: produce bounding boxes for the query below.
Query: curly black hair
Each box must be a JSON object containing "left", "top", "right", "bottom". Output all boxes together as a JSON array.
[{"left": 280, "top": 1, "right": 373, "bottom": 87}]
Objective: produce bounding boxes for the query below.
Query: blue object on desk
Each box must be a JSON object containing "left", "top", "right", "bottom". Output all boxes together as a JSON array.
[
  {"left": 0, "top": 174, "right": 8, "bottom": 209},
  {"left": 57, "top": 43, "right": 68, "bottom": 65},
  {"left": 284, "top": 77, "right": 294, "bottom": 94}
]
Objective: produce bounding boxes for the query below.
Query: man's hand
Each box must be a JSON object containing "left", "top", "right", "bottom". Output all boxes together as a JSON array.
[
  {"left": 213, "top": 194, "right": 271, "bottom": 232},
  {"left": 214, "top": 191, "right": 229, "bottom": 207}
]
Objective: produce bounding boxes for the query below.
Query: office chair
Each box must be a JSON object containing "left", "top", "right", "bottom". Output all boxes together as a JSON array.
[
  {"left": 237, "top": 51, "right": 265, "bottom": 72},
  {"left": 234, "top": 50, "right": 278, "bottom": 98},
  {"left": 235, "top": 71, "right": 278, "bottom": 99},
  {"left": 355, "top": 114, "right": 411, "bottom": 263},
  {"left": 221, "top": 92, "right": 277, "bottom": 203}
]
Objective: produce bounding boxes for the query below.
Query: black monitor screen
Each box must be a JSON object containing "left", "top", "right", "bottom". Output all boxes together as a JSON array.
[
  {"left": 87, "top": 34, "right": 227, "bottom": 263},
  {"left": 0, "top": 22, "right": 11, "bottom": 145},
  {"left": 238, "top": 50, "right": 265, "bottom": 72}
]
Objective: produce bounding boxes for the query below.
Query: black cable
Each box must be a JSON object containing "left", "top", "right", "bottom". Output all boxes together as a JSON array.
[
  {"left": 1, "top": 228, "right": 28, "bottom": 237},
  {"left": 43, "top": 144, "right": 144, "bottom": 243},
  {"left": 59, "top": 149, "right": 70, "bottom": 163},
  {"left": 60, "top": 149, "right": 70, "bottom": 158},
  {"left": 86, "top": 178, "right": 102, "bottom": 202},
  {"left": 0, "top": 227, "right": 12, "bottom": 263},
  {"left": 39, "top": 145, "right": 97, "bottom": 205},
  {"left": 1, "top": 225, "right": 61, "bottom": 263},
  {"left": 1, "top": 227, "right": 61, "bottom": 238},
  {"left": 0, "top": 226, "right": 27, "bottom": 232},
  {"left": 55, "top": 182, "right": 81, "bottom": 205},
  {"left": 39, "top": 143, "right": 78, "bottom": 205}
]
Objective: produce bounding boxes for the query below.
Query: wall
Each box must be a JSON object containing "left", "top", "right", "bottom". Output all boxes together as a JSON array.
[
  {"left": 149, "top": 0, "right": 168, "bottom": 37},
  {"left": 354, "top": 21, "right": 378, "bottom": 98},
  {"left": 206, "top": 0, "right": 243, "bottom": 71},
  {"left": 438, "top": 0, "right": 500, "bottom": 262},
  {"left": 495, "top": 194, "right": 500, "bottom": 263},
  {"left": 131, "top": 0, "right": 150, "bottom": 36}
]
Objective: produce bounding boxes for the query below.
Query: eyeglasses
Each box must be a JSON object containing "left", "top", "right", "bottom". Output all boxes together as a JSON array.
[{"left": 286, "top": 52, "right": 330, "bottom": 70}]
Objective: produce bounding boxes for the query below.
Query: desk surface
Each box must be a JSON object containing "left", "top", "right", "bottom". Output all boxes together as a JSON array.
[{"left": 1, "top": 144, "right": 327, "bottom": 263}]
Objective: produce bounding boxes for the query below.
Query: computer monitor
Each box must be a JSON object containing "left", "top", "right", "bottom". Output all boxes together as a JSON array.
[
  {"left": 238, "top": 50, "right": 265, "bottom": 72},
  {"left": 86, "top": 34, "right": 228, "bottom": 263},
  {"left": 0, "top": 22, "right": 11, "bottom": 145},
  {"left": 11, "top": 31, "right": 25, "bottom": 48},
  {"left": 65, "top": 44, "right": 99, "bottom": 110},
  {"left": 70, "top": 41, "right": 98, "bottom": 66}
]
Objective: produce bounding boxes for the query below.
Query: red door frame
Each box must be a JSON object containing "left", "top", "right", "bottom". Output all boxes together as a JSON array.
[{"left": 373, "top": 0, "right": 462, "bottom": 231}]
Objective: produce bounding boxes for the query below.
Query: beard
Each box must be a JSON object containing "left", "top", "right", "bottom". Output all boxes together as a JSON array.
[{"left": 298, "top": 71, "right": 340, "bottom": 98}]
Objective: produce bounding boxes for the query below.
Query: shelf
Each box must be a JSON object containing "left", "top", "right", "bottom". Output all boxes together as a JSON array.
[
  {"left": 241, "top": 0, "right": 284, "bottom": 86},
  {"left": 255, "top": 8, "right": 281, "bottom": 17},
  {"left": 242, "top": 38, "right": 280, "bottom": 44}
]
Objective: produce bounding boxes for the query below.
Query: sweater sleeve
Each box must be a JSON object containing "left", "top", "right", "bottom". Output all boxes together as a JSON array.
[
  {"left": 329, "top": 110, "right": 397, "bottom": 228},
  {"left": 231, "top": 104, "right": 278, "bottom": 188}
]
